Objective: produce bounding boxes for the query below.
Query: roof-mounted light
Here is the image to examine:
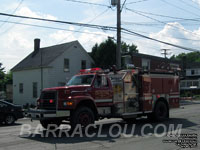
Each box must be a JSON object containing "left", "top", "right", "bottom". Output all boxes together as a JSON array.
[{"left": 80, "top": 68, "right": 102, "bottom": 73}]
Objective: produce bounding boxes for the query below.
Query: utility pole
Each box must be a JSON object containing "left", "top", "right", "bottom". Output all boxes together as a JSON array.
[
  {"left": 111, "top": 0, "right": 121, "bottom": 69},
  {"left": 41, "top": 48, "right": 43, "bottom": 91},
  {"left": 161, "top": 49, "right": 170, "bottom": 58},
  {"left": 116, "top": 0, "right": 121, "bottom": 69}
]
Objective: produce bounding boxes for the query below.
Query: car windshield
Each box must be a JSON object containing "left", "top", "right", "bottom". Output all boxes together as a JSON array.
[{"left": 67, "top": 75, "right": 94, "bottom": 86}]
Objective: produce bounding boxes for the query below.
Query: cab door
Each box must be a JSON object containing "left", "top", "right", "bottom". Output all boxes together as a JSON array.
[{"left": 93, "top": 75, "right": 113, "bottom": 104}]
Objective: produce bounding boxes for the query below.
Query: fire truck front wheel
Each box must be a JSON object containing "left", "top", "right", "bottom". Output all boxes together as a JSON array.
[
  {"left": 70, "top": 106, "right": 95, "bottom": 130},
  {"left": 153, "top": 101, "right": 169, "bottom": 121}
]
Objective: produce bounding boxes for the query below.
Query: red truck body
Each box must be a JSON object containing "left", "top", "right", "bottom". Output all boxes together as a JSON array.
[{"left": 29, "top": 68, "right": 180, "bottom": 129}]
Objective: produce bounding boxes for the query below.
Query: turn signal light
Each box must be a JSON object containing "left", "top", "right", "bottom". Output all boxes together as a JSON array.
[
  {"left": 63, "top": 101, "right": 73, "bottom": 106},
  {"left": 67, "top": 102, "right": 73, "bottom": 106}
]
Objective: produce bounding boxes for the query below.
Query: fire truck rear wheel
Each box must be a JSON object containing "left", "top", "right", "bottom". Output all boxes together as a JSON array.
[
  {"left": 70, "top": 106, "right": 95, "bottom": 130},
  {"left": 40, "top": 119, "right": 61, "bottom": 129},
  {"left": 153, "top": 101, "right": 169, "bottom": 121}
]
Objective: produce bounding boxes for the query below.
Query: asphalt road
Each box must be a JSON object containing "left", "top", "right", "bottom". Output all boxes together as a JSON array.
[{"left": 0, "top": 102, "right": 199, "bottom": 150}]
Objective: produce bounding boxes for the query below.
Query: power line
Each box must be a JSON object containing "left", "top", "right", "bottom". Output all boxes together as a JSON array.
[
  {"left": 125, "top": 8, "right": 200, "bottom": 38},
  {"left": 122, "top": 21, "right": 200, "bottom": 26},
  {"left": 122, "top": 28, "right": 200, "bottom": 52},
  {"left": 125, "top": 9, "right": 200, "bottom": 21},
  {"left": 122, "top": 27, "right": 200, "bottom": 42},
  {"left": 0, "top": 12, "right": 117, "bottom": 31},
  {"left": 0, "top": 0, "right": 24, "bottom": 28},
  {"left": 126, "top": 0, "right": 150, "bottom": 5},
  {"left": 160, "top": 0, "right": 200, "bottom": 17},
  {"left": 57, "top": 7, "right": 111, "bottom": 44},
  {"left": 121, "top": 0, "right": 127, "bottom": 11},
  {"left": 0, "top": 11, "right": 199, "bottom": 52},
  {"left": 64, "top": 0, "right": 111, "bottom": 8},
  {"left": 0, "top": 19, "right": 112, "bottom": 37},
  {"left": 161, "top": 49, "right": 170, "bottom": 58},
  {"left": 178, "top": 0, "right": 200, "bottom": 12}
]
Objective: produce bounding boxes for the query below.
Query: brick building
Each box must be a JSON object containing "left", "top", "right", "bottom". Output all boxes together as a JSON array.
[{"left": 124, "top": 53, "right": 180, "bottom": 71}]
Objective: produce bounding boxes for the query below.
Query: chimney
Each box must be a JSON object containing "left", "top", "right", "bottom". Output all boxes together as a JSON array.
[
  {"left": 34, "top": 38, "right": 40, "bottom": 52},
  {"left": 32, "top": 38, "right": 40, "bottom": 57}
]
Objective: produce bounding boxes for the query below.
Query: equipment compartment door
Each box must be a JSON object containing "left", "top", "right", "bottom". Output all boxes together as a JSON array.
[
  {"left": 141, "top": 76, "right": 153, "bottom": 111},
  {"left": 124, "top": 73, "right": 139, "bottom": 113}
]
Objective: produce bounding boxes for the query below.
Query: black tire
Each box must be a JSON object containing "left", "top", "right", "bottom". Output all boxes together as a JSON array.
[
  {"left": 40, "top": 119, "right": 61, "bottom": 129},
  {"left": 4, "top": 114, "right": 15, "bottom": 125},
  {"left": 70, "top": 107, "right": 95, "bottom": 130},
  {"left": 153, "top": 101, "right": 169, "bottom": 122}
]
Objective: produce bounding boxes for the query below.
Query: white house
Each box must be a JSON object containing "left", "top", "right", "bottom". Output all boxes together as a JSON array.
[
  {"left": 180, "top": 65, "right": 200, "bottom": 90},
  {"left": 12, "top": 39, "right": 94, "bottom": 106},
  {"left": 179, "top": 62, "right": 200, "bottom": 96}
]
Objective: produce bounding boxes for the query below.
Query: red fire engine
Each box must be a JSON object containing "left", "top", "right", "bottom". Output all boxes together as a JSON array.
[{"left": 28, "top": 67, "right": 180, "bottom": 129}]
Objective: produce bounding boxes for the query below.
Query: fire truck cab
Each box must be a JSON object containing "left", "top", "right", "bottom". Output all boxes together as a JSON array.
[{"left": 28, "top": 67, "right": 180, "bottom": 129}]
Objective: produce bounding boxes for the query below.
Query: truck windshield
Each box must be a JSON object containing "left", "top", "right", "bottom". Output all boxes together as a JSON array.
[{"left": 67, "top": 75, "right": 94, "bottom": 86}]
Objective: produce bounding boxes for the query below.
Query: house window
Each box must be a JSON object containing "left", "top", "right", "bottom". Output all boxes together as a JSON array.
[
  {"left": 191, "top": 70, "right": 195, "bottom": 75},
  {"left": 186, "top": 81, "right": 192, "bottom": 87},
  {"left": 142, "top": 59, "right": 150, "bottom": 70},
  {"left": 19, "top": 83, "right": 23, "bottom": 93},
  {"left": 193, "top": 81, "right": 199, "bottom": 87},
  {"left": 33, "top": 82, "right": 38, "bottom": 98},
  {"left": 180, "top": 81, "right": 186, "bottom": 88},
  {"left": 64, "top": 59, "right": 69, "bottom": 72},
  {"left": 81, "top": 60, "right": 86, "bottom": 69}
]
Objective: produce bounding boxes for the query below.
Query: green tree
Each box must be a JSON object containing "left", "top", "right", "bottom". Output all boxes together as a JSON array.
[
  {"left": 4, "top": 71, "right": 13, "bottom": 85},
  {"left": 90, "top": 38, "right": 138, "bottom": 69},
  {"left": 91, "top": 38, "right": 116, "bottom": 69},
  {"left": 171, "top": 52, "right": 200, "bottom": 63},
  {"left": 0, "top": 63, "right": 5, "bottom": 91},
  {"left": 121, "top": 42, "right": 138, "bottom": 54}
]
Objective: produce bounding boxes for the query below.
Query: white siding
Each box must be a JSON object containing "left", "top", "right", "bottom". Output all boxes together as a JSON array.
[
  {"left": 48, "top": 43, "right": 93, "bottom": 87},
  {"left": 13, "top": 42, "right": 93, "bottom": 105},
  {"left": 13, "top": 68, "right": 49, "bottom": 105},
  {"left": 180, "top": 79, "right": 200, "bottom": 89},
  {"left": 186, "top": 68, "right": 200, "bottom": 76}
]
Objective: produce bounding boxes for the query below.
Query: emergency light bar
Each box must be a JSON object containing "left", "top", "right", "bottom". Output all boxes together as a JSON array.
[{"left": 80, "top": 68, "right": 102, "bottom": 73}]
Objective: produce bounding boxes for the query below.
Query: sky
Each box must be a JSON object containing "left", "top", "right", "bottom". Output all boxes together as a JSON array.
[{"left": 1, "top": 0, "right": 200, "bottom": 71}]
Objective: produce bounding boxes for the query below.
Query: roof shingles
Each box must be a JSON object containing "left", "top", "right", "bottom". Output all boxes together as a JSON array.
[{"left": 12, "top": 41, "right": 77, "bottom": 71}]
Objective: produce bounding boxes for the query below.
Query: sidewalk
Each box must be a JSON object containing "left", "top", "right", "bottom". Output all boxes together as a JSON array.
[{"left": 180, "top": 99, "right": 200, "bottom": 106}]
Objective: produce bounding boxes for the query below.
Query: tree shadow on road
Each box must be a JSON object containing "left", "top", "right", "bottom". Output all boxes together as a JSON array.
[{"left": 20, "top": 117, "right": 197, "bottom": 145}]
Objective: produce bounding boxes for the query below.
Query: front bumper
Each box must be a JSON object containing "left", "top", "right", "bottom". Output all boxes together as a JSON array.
[{"left": 27, "top": 109, "right": 70, "bottom": 120}]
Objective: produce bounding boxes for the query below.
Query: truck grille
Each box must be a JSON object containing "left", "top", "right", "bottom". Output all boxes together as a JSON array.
[{"left": 39, "top": 91, "right": 57, "bottom": 110}]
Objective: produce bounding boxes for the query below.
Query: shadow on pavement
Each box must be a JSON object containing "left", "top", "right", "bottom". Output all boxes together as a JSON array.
[{"left": 20, "top": 117, "right": 197, "bottom": 144}]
